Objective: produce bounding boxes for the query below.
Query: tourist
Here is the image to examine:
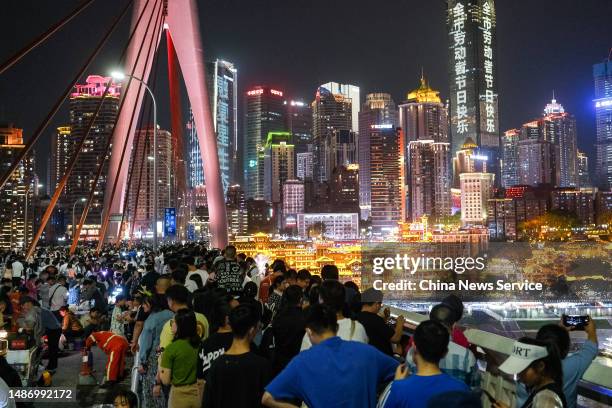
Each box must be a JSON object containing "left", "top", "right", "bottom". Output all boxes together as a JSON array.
[
  {"left": 203, "top": 303, "right": 271, "bottom": 408},
  {"left": 494, "top": 337, "right": 566, "bottom": 408},
  {"left": 159, "top": 285, "right": 209, "bottom": 349},
  {"left": 516, "top": 319, "right": 597, "bottom": 408},
  {"left": 59, "top": 305, "right": 83, "bottom": 340},
  {"left": 356, "top": 288, "right": 405, "bottom": 356},
  {"left": 213, "top": 245, "right": 244, "bottom": 295},
  {"left": 381, "top": 320, "right": 470, "bottom": 408},
  {"left": 300, "top": 280, "right": 368, "bottom": 350},
  {"left": 19, "top": 296, "right": 62, "bottom": 371},
  {"left": 263, "top": 303, "right": 398, "bottom": 408},
  {"left": 112, "top": 388, "right": 139, "bottom": 408},
  {"left": 404, "top": 304, "right": 479, "bottom": 389},
  {"left": 159, "top": 309, "right": 201, "bottom": 408}
]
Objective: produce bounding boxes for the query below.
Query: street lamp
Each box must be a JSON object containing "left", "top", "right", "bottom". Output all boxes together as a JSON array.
[
  {"left": 72, "top": 197, "right": 87, "bottom": 240},
  {"left": 111, "top": 70, "right": 158, "bottom": 250}
]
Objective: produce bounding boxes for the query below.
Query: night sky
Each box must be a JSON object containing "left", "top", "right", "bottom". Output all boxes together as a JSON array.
[{"left": 1, "top": 0, "right": 611, "bottom": 185}]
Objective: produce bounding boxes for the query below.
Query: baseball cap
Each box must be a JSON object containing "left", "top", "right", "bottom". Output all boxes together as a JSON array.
[
  {"left": 498, "top": 339, "right": 549, "bottom": 375},
  {"left": 361, "top": 287, "right": 384, "bottom": 303}
]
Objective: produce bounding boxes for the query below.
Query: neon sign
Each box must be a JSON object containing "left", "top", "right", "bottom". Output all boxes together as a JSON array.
[
  {"left": 481, "top": 1, "right": 496, "bottom": 133},
  {"left": 452, "top": 2, "right": 468, "bottom": 135},
  {"left": 271, "top": 89, "right": 283, "bottom": 96},
  {"left": 247, "top": 89, "right": 263, "bottom": 96},
  {"left": 371, "top": 124, "right": 393, "bottom": 129}
]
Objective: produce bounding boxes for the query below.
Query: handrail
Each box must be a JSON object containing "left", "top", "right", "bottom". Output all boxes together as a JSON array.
[{"left": 131, "top": 350, "right": 141, "bottom": 407}]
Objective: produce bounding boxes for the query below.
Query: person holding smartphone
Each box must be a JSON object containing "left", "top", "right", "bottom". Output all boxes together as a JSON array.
[{"left": 515, "top": 318, "right": 597, "bottom": 408}]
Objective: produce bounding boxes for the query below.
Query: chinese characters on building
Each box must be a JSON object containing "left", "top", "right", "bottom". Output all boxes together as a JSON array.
[
  {"left": 482, "top": 1, "right": 495, "bottom": 133},
  {"left": 453, "top": 3, "right": 468, "bottom": 135}
]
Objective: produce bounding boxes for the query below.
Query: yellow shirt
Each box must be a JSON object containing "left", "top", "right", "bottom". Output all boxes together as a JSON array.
[{"left": 159, "top": 311, "right": 208, "bottom": 349}]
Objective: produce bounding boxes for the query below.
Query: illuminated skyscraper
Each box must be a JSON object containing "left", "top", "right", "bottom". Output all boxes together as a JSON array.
[
  {"left": 245, "top": 86, "right": 286, "bottom": 199},
  {"left": 282, "top": 179, "right": 304, "bottom": 231},
  {"left": 66, "top": 75, "right": 120, "bottom": 227},
  {"left": 285, "top": 100, "right": 312, "bottom": 154},
  {"left": 226, "top": 184, "right": 247, "bottom": 237},
  {"left": 399, "top": 75, "right": 448, "bottom": 144},
  {"left": 319, "top": 82, "right": 360, "bottom": 132},
  {"left": 541, "top": 97, "right": 577, "bottom": 187},
  {"left": 577, "top": 150, "right": 590, "bottom": 187},
  {"left": 263, "top": 132, "right": 295, "bottom": 224},
  {"left": 51, "top": 126, "right": 71, "bottom": 194},
  {"left": 296, "top": 151, "right": 313, "bottom": 181},
  {"left": 460, "top": 172, "right": 494, "bottom": 226},
  {"left": 517, "top": 138, "right": 559, "bottom": 187},
  {"left": 0, "top": 123, "right": 35, "bottom": 249},
  {"left": 593, "top": 58, "right": 612, "bottom": 188},
  {"left": 358, "top": 93, "right": 398, "bottom": 220},
  {"left": 370, "top": 126, "right": 402, "bottom": 237},
  {"left": 408, "top": 141, "right": 451, "bottom": 221},
  {"left": 187, "top": 109, "right": 204, "bottom": 188},
  {"left": 127, "top": 128, "right": 173, "bottom": 238},
  {"left": 329, "top": 164, "right": 360, "bottom": 214},
  {"left": 206, "top": 59, "right": 238, "bottom": 192},
  {"left": 325, "top": 129, "right": 357, "bottom": 180},
  {"left": 312, "top": 86, "right": 352, "bottom": 183},
  {"left": 447, "top": 0, "right": 500, "bottom": 178},
  {"left": 452, "top": 137, "right": 488, "bottom": 188},
  {"left": 501, "top": 129, "right": 520, "bottom": 187}
]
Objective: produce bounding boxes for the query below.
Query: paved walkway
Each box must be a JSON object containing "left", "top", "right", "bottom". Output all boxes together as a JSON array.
[{"left": 31, "top": 347, "right": 133, "bottom": 407}]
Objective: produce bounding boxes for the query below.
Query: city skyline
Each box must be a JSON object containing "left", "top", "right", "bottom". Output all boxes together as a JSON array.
[{"left": 1, "top": 1, "right": 611, "bottom": 182}]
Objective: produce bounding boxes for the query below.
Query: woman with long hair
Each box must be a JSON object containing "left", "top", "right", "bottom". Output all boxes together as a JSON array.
[
  {"left": 138, "top": 295, "right": 172, "bottom": 408},
  {"left": 495, "top": 337, "right": 566, "bottom": 408},
  {"left": 159, "top": 309, "right": 201, "bottom": 408}
]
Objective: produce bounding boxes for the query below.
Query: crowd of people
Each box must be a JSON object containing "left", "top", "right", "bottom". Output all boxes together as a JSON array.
[{"left": 0, "top": 243, "right": 601, "bottom": 408}]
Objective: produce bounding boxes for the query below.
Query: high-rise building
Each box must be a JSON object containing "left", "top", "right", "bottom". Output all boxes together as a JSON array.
[
  {"left": 319, "top": 82, "right": 360, "bottom": 132},
  {"left": 226, "top": 184, "right": 247, "bottom": 237},
  {"left": 297, "top": 213, "right": 359, "bottom": 240},
  {"left": 370, "top": 126, "right": 402, "bottom": 237},
  {"left": 577, "top": 150, "right": 590, "bottom": 187},
  {"left": 399, "top": 75, "right": 448, "bottom": 143},
  {"left": 246, "top": 199, "right": 273, "bottom": 233},
  {"left": 51, "top": 126, "right": 71, "bottom": 194},
  {"left": 285, "top": 100, "right": 312, "bottom": 154},
  {"left": 311, "top": 86, "right": 352, "bottom": 183},
  {"left": 245, "top": 86, "right": 286, "bottom": 199},
  {"left": 447, "top": 0, "right": 500, "bottom": 178},
  {"left": 595, "top": 190, "right": 612, "bottom": 225},
  {"left": 359, "top": 93, "right": 398, "bottom": 220},
  {"left": 487, "top": 189, "right": 548, "bottom": 241},
  {"left": 66, "top": 75, "right": 120, "bottom": 227},
  {"left": 282, "top": 179, "right": 304, "bottom": 231},
  {"left": 325, "top": 129, "right": 357, "bottom": 179},
  {"left": 329, "top": 164, "right": 360, "bottom": 214},
  {"left": 593, "top": 58, "right": 612, "bottom": 188},
  {"left": 263, "top": 132, "right": 295, "bottom": 212},
  {"left": 296, "top": 151, "right": 313, "bottom": 181},
  {"left": 517, "top": 138, "right": 560, "bottom": 187},
  {"left": 541, "top": 97, "right": 578, "bottom": 187},
  {"left": 552, "top": 187, "right": 597, "bottom": 225},
  {"left": 187, "top": 109, "right": 204, "bottom": 189},
  {"left": 206, "top": 59, "right": 238, "bottom": 192},
  {"left": 452, "top": 137, "right": 488, "bottom": 188},
  {"left": 127, "top": 128, "right": 173, "bottom": 238},
  {"left": 501, "top": 128, "right": 520, "bottom": 187},
  {"left": 0, "top": 123, "right": 35, "bottom": 249},
  {"left": 460, "top": 172, "right": 494, "bottom": 226},
  {"left": 408, "top": 141, "right": 451, "bottom": 221}
]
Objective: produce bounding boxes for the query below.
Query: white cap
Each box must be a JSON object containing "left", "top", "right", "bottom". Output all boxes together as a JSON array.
[{"left": 499, "top": 340, "right": 549, "bottom": 375}]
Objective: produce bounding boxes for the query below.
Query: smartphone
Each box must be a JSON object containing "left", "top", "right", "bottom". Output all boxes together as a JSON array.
[
  {"left": 482, "top": 389, "right": 497, "bottom": 404},
  {"left": 562, "top": 314, "right": 590, "bottom": 330}
]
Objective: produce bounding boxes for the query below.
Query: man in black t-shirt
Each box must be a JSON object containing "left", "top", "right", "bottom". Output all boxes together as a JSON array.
[
  {"left": 356, "top": 288, "right": 404, "bottom": 356},
  {"left": 213, "top": 245, "right": 244, "bottom": 294},
  {"left": 197, "top": 295, "right": 234, "bottom": 380},
  {"left": 203, "top": 303, "right": 270, "bottom": 408}
]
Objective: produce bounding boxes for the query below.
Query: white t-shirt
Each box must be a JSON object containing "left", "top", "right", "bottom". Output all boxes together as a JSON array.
[
  {"left": 185, "top": 269, "right": 209, "bottom": 292},
  {"left": 48, "top": 283, "right": 68, "bottom": 311},
  {"left": 300, "top": 317, "right": 368, "bottom": 351},
  {"left": 11, "top": 261, "right": 23, "bottom": 278}
]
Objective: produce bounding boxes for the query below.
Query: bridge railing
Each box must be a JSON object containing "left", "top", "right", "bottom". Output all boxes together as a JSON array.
[{"left": 386, "top": 306, "right": 612, "bottom": 407}]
